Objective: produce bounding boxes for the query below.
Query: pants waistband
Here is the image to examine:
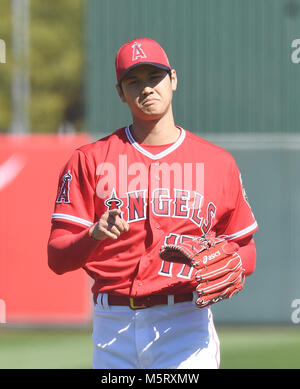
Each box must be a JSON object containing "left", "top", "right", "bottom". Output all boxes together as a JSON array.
[{"left": 93, "top": 292, "right": 195, "bottom": 310}]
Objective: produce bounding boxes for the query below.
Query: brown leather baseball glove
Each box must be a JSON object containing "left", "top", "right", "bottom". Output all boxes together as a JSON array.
[{"left": 159, "top": 235, "right": 245, "bottom": 308}]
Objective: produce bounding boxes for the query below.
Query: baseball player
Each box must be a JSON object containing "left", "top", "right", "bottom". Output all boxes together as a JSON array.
[{"left": 48, "top": 38, "right": 258, "bottom": 369}]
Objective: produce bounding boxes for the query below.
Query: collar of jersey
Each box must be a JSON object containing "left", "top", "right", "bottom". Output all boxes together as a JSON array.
[{"left": 125, "top": 126, "right": 186, "bottom": 160}]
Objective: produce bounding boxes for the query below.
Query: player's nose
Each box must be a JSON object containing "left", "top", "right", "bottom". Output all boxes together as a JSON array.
[{"left": 141, "top": 84, "right": 154, "bottom": 95}]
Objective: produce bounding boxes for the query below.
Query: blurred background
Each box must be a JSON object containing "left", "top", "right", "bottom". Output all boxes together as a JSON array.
[{"left": 0, "top": 0, "right": 300, "bottom": 369}]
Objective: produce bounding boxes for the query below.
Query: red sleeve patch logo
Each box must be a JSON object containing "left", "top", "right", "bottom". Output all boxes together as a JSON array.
[{"left": 56, "top": 170, "right": 72, "bottom": 203}]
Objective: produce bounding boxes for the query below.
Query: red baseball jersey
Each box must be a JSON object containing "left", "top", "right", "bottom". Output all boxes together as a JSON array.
[{"left": 52, "top": 126, "right": 258, "bottom": 296}]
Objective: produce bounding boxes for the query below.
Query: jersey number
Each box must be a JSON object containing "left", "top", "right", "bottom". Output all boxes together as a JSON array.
[{"left": 158, "top": 233, "right": 195, "bottom": 279}]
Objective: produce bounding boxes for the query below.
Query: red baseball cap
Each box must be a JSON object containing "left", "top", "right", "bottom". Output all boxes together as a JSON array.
[{"left": 115, "top": 38, "right": 171, "bottom": 83}]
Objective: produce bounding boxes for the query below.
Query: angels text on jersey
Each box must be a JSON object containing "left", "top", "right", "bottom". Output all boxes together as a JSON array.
[
  {"left": 55, "top": 157, "right": 216, "bottom": 233},
  {"left": 104, "top": 187, "right": 216, "bottom": 234}
]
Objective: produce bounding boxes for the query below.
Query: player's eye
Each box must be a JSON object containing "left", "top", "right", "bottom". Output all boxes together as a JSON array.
[
  {"left": 124, "top": 77, "right": 139, "bottom": 86},
  {"left": 149, "top": 72, "right": 166, "bottom": 83},
  {"left": 128, "top": 79, "right": 138, "bottom": 85},
  {"left": 150, "top": 73, "right": 162, "bottom": 79}
]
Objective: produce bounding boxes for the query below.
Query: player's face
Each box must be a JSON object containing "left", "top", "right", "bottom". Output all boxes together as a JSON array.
[{"left": 116, "top": 65, "right": 177, "bottom": 121}]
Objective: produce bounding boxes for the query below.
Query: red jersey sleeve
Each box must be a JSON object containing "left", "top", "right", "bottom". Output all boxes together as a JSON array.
[
  {"left": 218, "top": 158, "right": 258, "bottom": 241},
  {"left": 51, "top": 149, "right": 96, "bottom": 228}
]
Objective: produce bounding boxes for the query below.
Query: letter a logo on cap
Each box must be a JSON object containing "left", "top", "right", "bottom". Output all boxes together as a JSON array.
[{"left": 131, "top": 42, "right": 146, "bottom": 61}]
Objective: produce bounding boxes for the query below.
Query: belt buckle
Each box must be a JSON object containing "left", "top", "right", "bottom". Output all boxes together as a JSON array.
[{"left": 129, "top": 297, "right": 147, "bottom": 310}]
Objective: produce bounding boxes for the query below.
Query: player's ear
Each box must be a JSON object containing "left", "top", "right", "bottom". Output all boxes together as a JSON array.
[
  {"left": 170, "top": 69, "right": 177, "bottom": 92},
  {"left": 116, "top": 84, "right": 127, "bottom": 103}
]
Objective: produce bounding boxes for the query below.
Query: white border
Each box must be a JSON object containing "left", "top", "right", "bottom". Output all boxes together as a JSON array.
[{"left": 52, "top": 213, "right": 93, "bottom": 227}]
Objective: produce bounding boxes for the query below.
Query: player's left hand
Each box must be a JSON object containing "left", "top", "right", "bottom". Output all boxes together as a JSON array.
[{"left": 159, "top": 235, "right": 245, "bottom": 307}]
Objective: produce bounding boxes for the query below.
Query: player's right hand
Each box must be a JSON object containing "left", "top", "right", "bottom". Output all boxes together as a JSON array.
[{"left": 89, "top": 209, "right": 129, "bottom": 241}]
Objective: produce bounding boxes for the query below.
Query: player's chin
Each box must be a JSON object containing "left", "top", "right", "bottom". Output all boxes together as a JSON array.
[
  {"left": 138, "top": 105, "right": 168, "bottom": 120},
  {"left": 137, "top": 109, "right": 164, "bottom": 121}
]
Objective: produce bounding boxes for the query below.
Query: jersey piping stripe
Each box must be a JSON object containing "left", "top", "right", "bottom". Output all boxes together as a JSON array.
[
  {"left": 220, "top": 221, "right": 258, "bottom": 241},
  {"left": 52, "top": 213, "right": 94, "bottom": 227},
  {"left": 125, "top": 126, "right": 186, "bottom": 160}
]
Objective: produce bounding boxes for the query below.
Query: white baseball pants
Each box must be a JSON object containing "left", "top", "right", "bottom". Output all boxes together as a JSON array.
[{"left": 92, "top": 293, "right": 220, "bottom": 369}]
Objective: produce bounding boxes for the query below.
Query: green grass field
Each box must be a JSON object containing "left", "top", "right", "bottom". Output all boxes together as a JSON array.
[
  {"left": 217, "top": 325, "right": 300, "bottom": 369},
  {"left": 0, "top": 325, "right": 299, "bottom": 369}
]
